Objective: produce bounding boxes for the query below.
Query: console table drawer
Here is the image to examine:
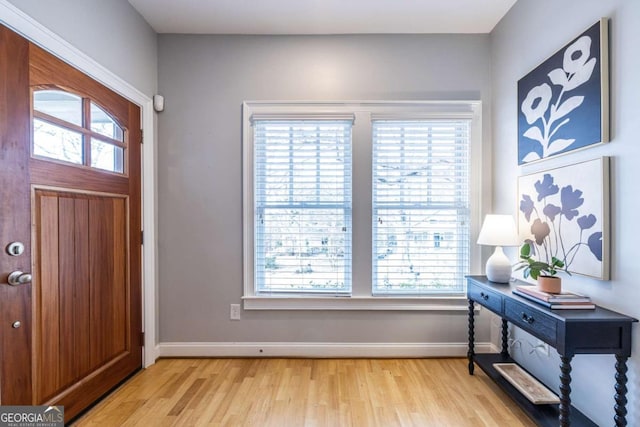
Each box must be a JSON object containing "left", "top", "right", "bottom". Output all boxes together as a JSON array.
[
  {"left": 505, "top": 299, "right": 557, "bottom": 345},
  {"left": 468, "top": 283, "right": 502, "bottom": 314}
]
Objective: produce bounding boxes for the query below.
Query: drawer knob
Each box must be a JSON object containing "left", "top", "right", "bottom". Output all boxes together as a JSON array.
[
  {"left": 480, "top": 292, "right": 489, "bottom": 301},
  {"left": 521, "top": 312, "right": 535, "bottom": 324}
]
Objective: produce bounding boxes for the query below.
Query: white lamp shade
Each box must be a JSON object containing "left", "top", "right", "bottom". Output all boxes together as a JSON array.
[{"left": 477, "top": 214, "right": 519, "bottom": 247}]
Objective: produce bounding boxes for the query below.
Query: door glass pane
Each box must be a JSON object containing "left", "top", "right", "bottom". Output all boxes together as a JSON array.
[
  {"left": 33, "top": 119, "right": 83, "bottom": 164},
  {"left": 33, "top": 90, "right": 82, "bottom": 126},
  {"left": 91, "top": 138, "right": 124, "bottom": 173},
  {"left": 91, "top": 102, "right": 124, "bottom": 141}
]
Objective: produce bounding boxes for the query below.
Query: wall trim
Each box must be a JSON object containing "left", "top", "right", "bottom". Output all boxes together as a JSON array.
[
  {"left": 0, "top": 0, "right": 158, "bottom": 367},
  {"left": 243, "top": 295, "right": 480, "bottom": 311},
  {"left": 158, "top": 342, "right": 494, "bottom": 358}
]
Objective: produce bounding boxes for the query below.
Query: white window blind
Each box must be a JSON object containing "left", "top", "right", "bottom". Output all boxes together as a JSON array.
[
  {"left": 372, "top": 120, "right": 470, "bottom": 294},
  {"left": 253, "top": 120, "right": 352, "bottom": 294}
]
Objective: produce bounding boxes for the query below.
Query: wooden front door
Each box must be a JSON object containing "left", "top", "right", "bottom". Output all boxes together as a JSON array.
[{"left": 0, "top": 25, "right": 142, "bottom": 422}]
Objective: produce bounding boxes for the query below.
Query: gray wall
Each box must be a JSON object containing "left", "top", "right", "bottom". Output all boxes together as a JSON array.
[
  {"left": 491, "top": 0, "right": 640, "bottom": 424},
  {"left": 7, "top": 0, "right": 157, "bottom": 96},
  {"left": 157, "top": 34, "right": 493, "bottom": 343}
]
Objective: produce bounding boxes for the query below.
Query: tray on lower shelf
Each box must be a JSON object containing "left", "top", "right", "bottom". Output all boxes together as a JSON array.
[
  {"left": 493, "top": 363, "right": 560, "bottom": 405},
  {"left": 473, "top": 353, "right": 597, "bottom": 427}
]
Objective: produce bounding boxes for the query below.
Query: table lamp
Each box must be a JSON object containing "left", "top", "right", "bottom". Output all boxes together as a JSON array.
[{"left": 477, "top": 214, "right": 519, "bottom": 283}]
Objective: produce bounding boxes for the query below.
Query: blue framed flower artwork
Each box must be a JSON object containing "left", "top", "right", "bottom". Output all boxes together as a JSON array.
[
  {"left": 517, "top": 19, "right": 609, "bottom": 165},
  {"left": 517, "top": 157, "right": 609, "bottom": 280}
]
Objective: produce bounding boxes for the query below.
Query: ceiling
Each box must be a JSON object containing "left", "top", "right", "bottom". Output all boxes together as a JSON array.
[{"left": 128, "top": 0, "right": 517, "bottom": 35}]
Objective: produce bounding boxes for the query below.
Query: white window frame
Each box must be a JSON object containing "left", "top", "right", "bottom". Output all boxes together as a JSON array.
[{"left": 243, "top": 101, "right": 483, "bottom": 310}]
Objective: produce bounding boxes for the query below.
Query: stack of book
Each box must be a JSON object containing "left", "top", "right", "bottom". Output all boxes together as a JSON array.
[{"left": 513, "top": 285, "right": 595, "bottom": 309}]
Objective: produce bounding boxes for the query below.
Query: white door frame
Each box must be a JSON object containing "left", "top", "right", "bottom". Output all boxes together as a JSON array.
[{"left": 0, "top": 0, "right": 158, "bottom": 367}]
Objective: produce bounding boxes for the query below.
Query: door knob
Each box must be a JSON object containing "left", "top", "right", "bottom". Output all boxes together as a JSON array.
[{"left": 7, "top": 271, "right": 32, "bottom": 286}]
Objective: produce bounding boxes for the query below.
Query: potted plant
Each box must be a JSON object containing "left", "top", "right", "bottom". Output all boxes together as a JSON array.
[{"left": 515, "top": 242, "right": 571, "bottom": 293}]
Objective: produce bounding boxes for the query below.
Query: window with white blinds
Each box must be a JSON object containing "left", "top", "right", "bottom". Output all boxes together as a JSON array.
[
  {"left": 253, "top": 120, "right": 352, "bottom": 294},
  {"left": 244, "top": 102, "right": 480, "bottom": 309},
  {"left": 372, "top": 120, "right": 470, "bottom": 294}
]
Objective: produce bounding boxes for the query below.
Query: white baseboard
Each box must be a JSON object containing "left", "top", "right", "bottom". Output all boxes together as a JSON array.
[
  {"left": 144, "top": 345, "right": 161, "bottom": 367},
  {"left": 489, "top": 342, "right": 501, "bottom": 354},
  {"left": 158, "top": 342, "right": 495, "bottom": 358}
]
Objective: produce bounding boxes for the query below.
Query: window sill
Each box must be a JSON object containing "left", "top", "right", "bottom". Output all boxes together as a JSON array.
[{"left": 242, "top": 295, "right": 473, "bottom": 311}]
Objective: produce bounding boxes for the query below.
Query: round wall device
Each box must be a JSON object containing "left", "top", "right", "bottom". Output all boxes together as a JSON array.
[{"left": 153, "top": 95, "right": 164, "bottom": 112}]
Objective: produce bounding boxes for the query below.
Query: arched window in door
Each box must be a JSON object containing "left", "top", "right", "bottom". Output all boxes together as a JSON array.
[{"left": 32, "top": 89, "right": 126, "bottom": 174}]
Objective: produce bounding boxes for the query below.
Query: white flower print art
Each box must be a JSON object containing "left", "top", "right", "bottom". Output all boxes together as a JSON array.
[{"left": 517, "top": 19, "right": 609, "bottom": 165}]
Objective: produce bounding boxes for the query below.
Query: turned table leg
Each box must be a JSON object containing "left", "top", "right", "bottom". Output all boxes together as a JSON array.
[
  {"left": 559, "top": 355, "right": 573, "bottom": 427},
  {"left": 467, "top": 299, "right": 475, "bottom": 375},
  {"left": 501, "top": 318, "right": 509, "bottom": 358},
  {"left": 614, "top": 355, "right": 629, "bottom": 426}
]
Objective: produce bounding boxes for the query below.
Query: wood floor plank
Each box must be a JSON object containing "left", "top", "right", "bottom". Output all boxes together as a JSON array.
[{"left": 72, "top": 358, "right": 537, "bottom": 427}]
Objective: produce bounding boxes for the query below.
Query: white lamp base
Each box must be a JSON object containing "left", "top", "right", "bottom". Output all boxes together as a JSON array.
[{"left": 485, "top": 246, "right": 512, "bottom": 283}]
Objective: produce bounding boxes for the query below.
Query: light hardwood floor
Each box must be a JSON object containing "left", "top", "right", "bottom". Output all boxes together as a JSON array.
[{"left": 73, "top": 358, "right": 536, "bottom": 426}]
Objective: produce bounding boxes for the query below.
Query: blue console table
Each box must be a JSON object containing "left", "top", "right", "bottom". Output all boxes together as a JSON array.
[{"left": 466, "top": 275, "right": 637, "bottom": 427}]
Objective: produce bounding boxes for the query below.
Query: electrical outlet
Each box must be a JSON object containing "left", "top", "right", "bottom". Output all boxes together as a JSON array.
[
  {"left": 535, "top": 339, "right": 549, "bottom": 356},
  {"left": 230, "top": 304, "right": 241, "bottom": 320}
]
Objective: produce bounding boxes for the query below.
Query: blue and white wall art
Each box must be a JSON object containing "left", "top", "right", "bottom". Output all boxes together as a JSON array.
[
  {"left": 517, "top": 19, "right": 609, "bottom": 165},
  {"left": 517, "top": 157, "right": 609, "bottom": 280}
]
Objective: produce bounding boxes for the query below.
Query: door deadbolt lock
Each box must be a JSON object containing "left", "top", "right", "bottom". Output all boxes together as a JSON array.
[
  {"left": 7, "top": 271, "right": 32, "bottom": 286},
  {"left": 6, "top": 242, "right": 25, "bottom": 257}
]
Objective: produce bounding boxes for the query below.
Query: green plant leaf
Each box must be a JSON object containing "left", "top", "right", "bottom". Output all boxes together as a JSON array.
[{"left": 530, "top": 261, "right": 549, "bottom": 270}]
